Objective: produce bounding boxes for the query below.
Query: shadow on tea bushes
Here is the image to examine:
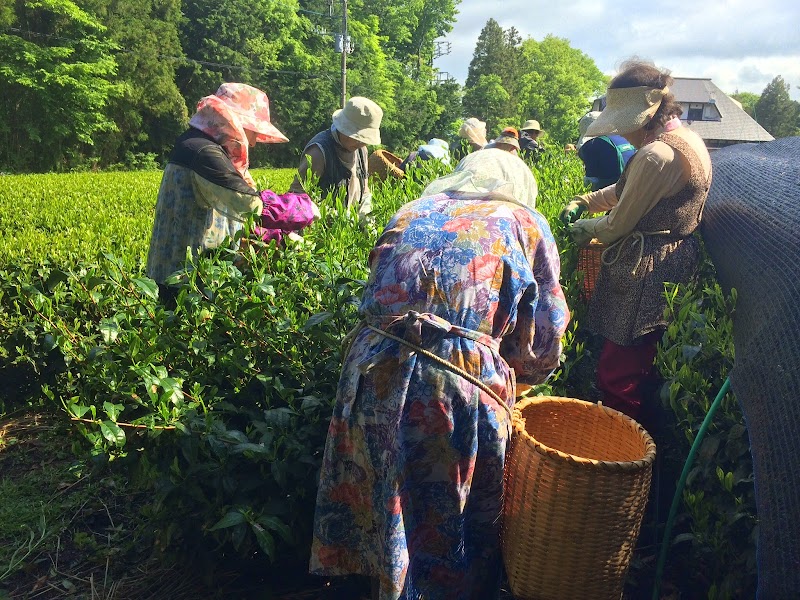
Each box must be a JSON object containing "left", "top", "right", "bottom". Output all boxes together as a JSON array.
[
  {"left": 656, "top": 255, "right": 757, "bottom": 599},
  {"left": 0, "top": 213, "right": 381, "bottom": 569},
  {"left": 0, "top": 148, "right": 595, "bottom": 574}
]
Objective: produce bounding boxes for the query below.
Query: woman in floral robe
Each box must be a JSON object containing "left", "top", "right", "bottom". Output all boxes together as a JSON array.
[{"left": 310, "top": 149, "right": 570, "bottom": 600}]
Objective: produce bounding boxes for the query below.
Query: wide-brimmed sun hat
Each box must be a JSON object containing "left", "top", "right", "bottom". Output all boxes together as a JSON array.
[
  {"left": 492, "top": 134, "right": 521, "bottom": 151},
  {"left": 458, "top": 118, "right": 488, "bottom": 146},
  {"left": 213, "top": 82, "right": 288, "bottom": 143},
  {"left": 586, "top": 86, "right": 668, "bottom": 137},
  {"left": 520, "top": 119, "right": 542, "bottom": 132},
  {"left": 332, "top": 96, "right": 383, "bottom": 145}
]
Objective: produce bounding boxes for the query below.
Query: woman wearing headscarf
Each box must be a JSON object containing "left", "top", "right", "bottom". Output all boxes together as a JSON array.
[
  {"left": 146, "top": 83, "right": 318, "bottom": 293},
  {"left": 560, "top": 60, "right": 712, "bottom": 422},
  {"left": 310, "top": 149, "right": 570, "bottom": 600}
]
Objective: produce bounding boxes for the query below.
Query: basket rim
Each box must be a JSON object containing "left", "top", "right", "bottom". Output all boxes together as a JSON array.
[
  {"left": 577, "top": 240, "right": 608, "bottom": 255},
  {"left": 372, "top": 148, "right": 403, "bottom": 162},
  {"left": 369, "top": 150, "right": 404, "bottom": 178},
  {"left": 512, "top": 395, "right": 657, "bottom": 471}
]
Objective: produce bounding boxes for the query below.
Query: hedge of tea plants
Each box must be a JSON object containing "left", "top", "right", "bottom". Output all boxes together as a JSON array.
[{"left": 0, "top": 154, "right": 755, "bottom": 596}]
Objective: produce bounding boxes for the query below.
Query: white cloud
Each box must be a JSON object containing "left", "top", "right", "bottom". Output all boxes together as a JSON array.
[{"left": 436, "top": 0, "right": 800, "bottom": 99}]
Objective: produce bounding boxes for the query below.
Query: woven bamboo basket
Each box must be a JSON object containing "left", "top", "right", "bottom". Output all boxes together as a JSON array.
[
  {"left": 502, "top": 396, "right": 656, "bottom": 600},
  {"left": 368, "top": 149, "right": 405, "bottom": 181},
  {"left": 576, "top": 240, "right": 606, "bottom": 302}
]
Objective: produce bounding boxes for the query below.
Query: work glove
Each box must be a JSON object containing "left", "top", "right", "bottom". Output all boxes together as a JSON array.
[
  {"left": 568, "top": 217, "right": 601, "bottom": 247},
  {"left": 559, "top": 196, "right": 588, "bottom": 225}
]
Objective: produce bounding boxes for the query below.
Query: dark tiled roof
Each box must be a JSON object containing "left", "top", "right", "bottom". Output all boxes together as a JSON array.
[
  {"left": 672, "top": 78, "right": 774, "bottom": 143},
  {"left": 591, "top": 78, "right": 775, "bottom": 144}
]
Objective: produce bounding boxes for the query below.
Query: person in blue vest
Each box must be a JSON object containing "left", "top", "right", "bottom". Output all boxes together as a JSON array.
[{"left": 576, "top": 111, "right": 636, "bottom": 191}]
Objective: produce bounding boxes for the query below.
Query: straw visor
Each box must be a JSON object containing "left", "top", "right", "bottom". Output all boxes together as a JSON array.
[{"left": 586, "top": 86, "right": 669, "bottom": 137}]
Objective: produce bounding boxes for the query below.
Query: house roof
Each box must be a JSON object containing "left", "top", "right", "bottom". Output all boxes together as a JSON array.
[
  {"left": 671, "top": 77, "right": 774, "bottom": 143},
  {"left": 591, "top": 78, "right": 774, "bottom": 144}
]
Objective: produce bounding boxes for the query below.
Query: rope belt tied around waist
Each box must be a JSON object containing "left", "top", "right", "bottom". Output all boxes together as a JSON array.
[
  {"left": 601, "top": 229, "right": 673, "bottom": 275},
  {"left": 344, "top": 311, "right": 513, "bottom": 420}
]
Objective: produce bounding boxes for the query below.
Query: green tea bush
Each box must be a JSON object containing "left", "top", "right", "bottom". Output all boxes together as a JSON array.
[
  {"left": 0, "top": 151, "right": 756, "bottom": 593},
  {"left": 0, "top": 152, "right": 586, "bottom": 567},
  {"left": 657, "top": 254, "right": 756, "bottom": 599},
  {"left": 0, "top": 169, "right": 296, "bottom": 269}
]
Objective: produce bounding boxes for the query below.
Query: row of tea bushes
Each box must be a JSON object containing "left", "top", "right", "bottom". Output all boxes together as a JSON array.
[{"left": 0, "top": 152, "right": 753, "bottom": 595}]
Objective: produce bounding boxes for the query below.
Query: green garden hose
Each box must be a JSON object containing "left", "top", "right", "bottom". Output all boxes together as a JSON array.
[{"left": 652, "top": 376, "right": 731, "bottom": 600}]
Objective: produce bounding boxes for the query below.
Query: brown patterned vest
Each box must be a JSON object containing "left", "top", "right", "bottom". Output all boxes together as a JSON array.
[{"left": 587, "top": 132, "right": 712, "bottom": 346}]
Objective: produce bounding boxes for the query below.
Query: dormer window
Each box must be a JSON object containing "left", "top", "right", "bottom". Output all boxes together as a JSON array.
[
  {"left": 687, "top": 103, "right": 703, "bottom": 121},
  {"left": 703, "top": 103, "right": 721, "bottom": 121}
]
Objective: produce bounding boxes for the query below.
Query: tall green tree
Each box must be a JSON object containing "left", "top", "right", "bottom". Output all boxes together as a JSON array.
[
  {"left": 86, "top": 0, "right": 188, "bottom": 166},
  {"left": 364, "top": 0, "right": 459, "bottom": 82},
  {"left": 462, "top": 74, "right": 509, "bottom": 136},
  {"left": 425, "top": 79, "right": 463, "bottom": 141},
  {"left": 515, "top": 36, "right": 607, "bottom": 146},
  {"left": 754, "top": 76, "right": 799, "bottom": 138},
  {"left": 352, "top": 1, "right": 460, "bottom": 151},
  {"left": 249, "top": 1, "right": 340, "bottom": 167},
  {"left": 366, "top": 0, "right": 459, "bottom": 60},
  {"left": 0, "top": 0, "right": 121, "bottom": 171},
  {"left": 176, "top": 0, "right": 267, "bottom": 106},
  {"left": 463, "top": 19, "right": 521, "bottom": 132}
]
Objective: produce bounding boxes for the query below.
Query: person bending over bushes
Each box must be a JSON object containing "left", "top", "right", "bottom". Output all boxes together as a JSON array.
[
  {"left": 310, "top": 149, "right": 570, "bottom": 600},
  {"left": 146, "top": 83, "right": 318, "bottom": 300}
]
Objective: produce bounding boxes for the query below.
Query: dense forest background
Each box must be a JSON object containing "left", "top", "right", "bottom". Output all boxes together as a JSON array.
[{"left": 1, "top": 0, "right": 797, "bottom": 173}]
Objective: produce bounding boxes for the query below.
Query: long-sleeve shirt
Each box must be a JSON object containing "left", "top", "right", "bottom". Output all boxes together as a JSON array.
[
  {"left": 147, "top": 132, "right": 317, "bottom": 283},
  {"left": 146, "top": 161, "right": 262, "bottom": 283}
]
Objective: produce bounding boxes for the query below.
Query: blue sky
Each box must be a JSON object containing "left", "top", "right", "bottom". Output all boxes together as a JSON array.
[{"left": 435, "top": 0, "right": 800, "bottom": 100}]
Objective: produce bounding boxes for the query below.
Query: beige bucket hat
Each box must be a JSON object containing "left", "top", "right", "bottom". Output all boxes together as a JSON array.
[
  {"left": 491, "top": 134, "right": 521, "bottom": 152},
  {"left": 586, "top": 86, "right": 668, "bottom": 136},
  {"left": 332, "top": 96, "right": 383, "bottom": 145},
  {"left": 520, "top": 119, "right": 542, "bottom": 132}
]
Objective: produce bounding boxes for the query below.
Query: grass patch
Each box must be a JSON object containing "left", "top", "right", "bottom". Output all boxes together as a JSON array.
[
  {"left": 0, "top": 414, "right": 136, "bottom": 598},
  {"left": 0, "top": 414, "right": 375, "bottom": 599}
]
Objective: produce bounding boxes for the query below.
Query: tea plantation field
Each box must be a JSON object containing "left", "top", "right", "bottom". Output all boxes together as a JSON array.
[
  {"left": 0, "top": 155, "right": 753, "bottom": 598},
  {"left": 0, "top": 168, "right": 296, "bottom": 269}
]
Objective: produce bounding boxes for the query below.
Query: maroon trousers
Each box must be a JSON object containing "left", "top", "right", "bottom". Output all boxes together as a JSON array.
[{"left": 596, "top": 331, "right": 662, "bottom": 422}]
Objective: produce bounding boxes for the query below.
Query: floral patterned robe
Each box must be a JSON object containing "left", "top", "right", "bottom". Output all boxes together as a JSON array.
[{"left": 310, "top": 193, "right": 569, "bottom": 600}]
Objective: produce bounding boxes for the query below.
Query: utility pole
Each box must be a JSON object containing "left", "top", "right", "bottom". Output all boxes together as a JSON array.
[{"left": 340, "top": 0, "right": 347, "bottom": 108}]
